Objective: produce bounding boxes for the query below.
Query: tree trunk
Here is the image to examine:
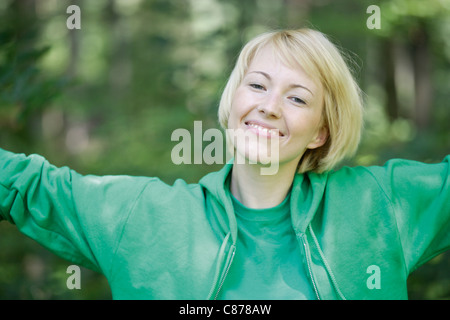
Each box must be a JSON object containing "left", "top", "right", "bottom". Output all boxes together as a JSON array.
[
  {"left": 410, "top": 23, "right": 433, "bottom": 131},
  {"left": 382, "top": 37, "right": 400, "bottom": 122}
]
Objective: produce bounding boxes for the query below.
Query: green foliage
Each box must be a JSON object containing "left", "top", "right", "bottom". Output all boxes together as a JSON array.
[{"left": 0, "top": 0, "right": 448, "bottom": 299}]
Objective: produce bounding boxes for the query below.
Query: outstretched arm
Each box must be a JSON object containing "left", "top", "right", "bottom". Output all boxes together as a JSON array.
[
  {"left": 0, "top": 148, "right": 149, "bottom": 275},
  {"left": 365, "top": 155, "right": 450, "bottom": 273}
]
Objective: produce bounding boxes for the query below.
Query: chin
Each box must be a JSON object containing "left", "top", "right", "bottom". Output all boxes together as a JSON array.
[{"left": 234, "top": 142, "right": 280, "bottom": 166}]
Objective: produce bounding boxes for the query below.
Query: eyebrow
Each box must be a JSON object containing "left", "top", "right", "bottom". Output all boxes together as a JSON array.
[{"left": 248, "top": 71, "right": 314, "bottom": 96}]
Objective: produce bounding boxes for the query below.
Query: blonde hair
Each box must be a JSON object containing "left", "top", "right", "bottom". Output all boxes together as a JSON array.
[{"left": 218, "top": 28, "right": 363, "bottom": 173}]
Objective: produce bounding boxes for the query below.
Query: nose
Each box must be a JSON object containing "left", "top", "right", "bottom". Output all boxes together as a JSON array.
[{"left": 257, "top": 93, "right": 282, "bottom": 118}]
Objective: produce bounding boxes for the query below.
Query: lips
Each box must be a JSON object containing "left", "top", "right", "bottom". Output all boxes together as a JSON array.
[{"left": 244, "top": 120, "right": 285, "bottom": 137}]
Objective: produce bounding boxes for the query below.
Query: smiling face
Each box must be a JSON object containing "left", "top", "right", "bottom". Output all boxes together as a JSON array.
[{"left": 227, "top": 44, "right": 328, "bottom": 169}]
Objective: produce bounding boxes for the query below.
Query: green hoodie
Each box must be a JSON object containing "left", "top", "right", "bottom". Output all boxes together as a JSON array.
[{"left": 0, "top": 148, "right": 449, "bottom": 299}]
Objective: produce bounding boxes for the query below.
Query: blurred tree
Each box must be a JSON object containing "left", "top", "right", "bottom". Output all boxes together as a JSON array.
[
  {"left": 373, "top": 0, "right": 450, "bottom": 130},
  {"left": 0, "top": 0, "right": 448, "bottom": 299},
  {"left": 0, "top": 0, "right": 68, "bottom": 148}
]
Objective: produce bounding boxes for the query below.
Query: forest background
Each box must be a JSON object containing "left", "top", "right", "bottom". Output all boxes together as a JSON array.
[{"left": 0, "top": 0, "right": 449, "bottom": 299}]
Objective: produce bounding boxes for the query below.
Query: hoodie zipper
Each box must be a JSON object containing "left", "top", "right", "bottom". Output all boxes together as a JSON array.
[
  {"left": 307, "top": 225, "right": 346, "bottom": 300},
  {"left": 301, "top": 234, "right": 320, "bottom": 300}
]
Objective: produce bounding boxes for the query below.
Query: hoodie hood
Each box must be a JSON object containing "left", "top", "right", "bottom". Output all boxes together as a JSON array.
[
  {"left": 198, "top": 159, "right": 329, "bottom": 237},
  {"left": 198, "top": 160, "right": 237, "bottom": 299},
  {"left": 290, "top": 171, "right": 329, "bottom": 233},
  {"left": 198, "top": 159, "right": 237, "bottom": 244}
]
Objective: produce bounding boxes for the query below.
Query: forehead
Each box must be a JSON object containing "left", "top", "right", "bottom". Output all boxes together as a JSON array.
[{"left": 246, "top": 44, "right": 321, "bottom": 92}]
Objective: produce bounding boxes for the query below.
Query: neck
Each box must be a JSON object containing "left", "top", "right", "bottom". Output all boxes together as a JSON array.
[{"left": 230, "top": 160, "right": 299, "bottom": 209}]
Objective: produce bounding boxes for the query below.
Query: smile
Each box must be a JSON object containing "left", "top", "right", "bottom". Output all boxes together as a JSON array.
[{"left": 245, "top": 121, "right": 285, "bottom": 137}]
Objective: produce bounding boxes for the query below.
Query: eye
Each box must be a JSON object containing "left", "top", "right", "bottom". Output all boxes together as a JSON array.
[
  {"left": 289, "top": 96, "right": 307, "bottom": 105},
  {"left": 249, "top": 83, "right": 266, "bottom": 91}
]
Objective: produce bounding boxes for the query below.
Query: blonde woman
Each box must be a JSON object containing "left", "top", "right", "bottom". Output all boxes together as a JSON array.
[{"left": 0, "top": 29, "right": 449, "bottom": 300}]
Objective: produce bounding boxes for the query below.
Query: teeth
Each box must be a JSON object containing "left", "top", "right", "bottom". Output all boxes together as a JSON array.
[{"left": 248, "top": 123, "right": 279, "bottom": 135}]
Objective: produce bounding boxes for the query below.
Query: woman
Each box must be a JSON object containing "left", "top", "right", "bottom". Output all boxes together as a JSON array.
[{"left": 0, "top": 29, "right": 448, "bottom": 300}]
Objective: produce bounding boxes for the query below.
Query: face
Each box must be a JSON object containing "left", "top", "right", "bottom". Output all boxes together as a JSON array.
[{"left": 227, "top": 44, "right": 328, "bottom": 169}]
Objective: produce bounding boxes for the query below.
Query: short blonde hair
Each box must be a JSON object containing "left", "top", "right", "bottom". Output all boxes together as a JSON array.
[{"left": 218, "top": 28, "right": 363, "bottom": 173}]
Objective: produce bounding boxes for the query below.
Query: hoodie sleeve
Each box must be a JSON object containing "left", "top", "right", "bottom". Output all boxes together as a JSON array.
[
  {"left": 0, "top": 148, "right": 150, "bottom": 275},
  {"left": 366, "top": 155, "right": 450, "bottom": 273}
]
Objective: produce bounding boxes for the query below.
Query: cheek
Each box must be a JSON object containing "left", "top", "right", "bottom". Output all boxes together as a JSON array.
[
  {"left": 227, "top": 102, "right": 239, "bottom": 129},
  {"left": 286, "top": 112, "right": 322, "bottom": 141},
  {"left": 228, "top": 91, "right": 249, "bottom": 127}
]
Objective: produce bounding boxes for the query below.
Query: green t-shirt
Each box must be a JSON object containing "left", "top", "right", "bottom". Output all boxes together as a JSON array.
[{"left": 219, "top": 192, "right": 316, "bottom": 300}]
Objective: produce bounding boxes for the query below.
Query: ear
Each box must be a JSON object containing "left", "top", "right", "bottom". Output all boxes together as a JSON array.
[{"left": 307, "top": 126, "right": 329, "bottom": 150}]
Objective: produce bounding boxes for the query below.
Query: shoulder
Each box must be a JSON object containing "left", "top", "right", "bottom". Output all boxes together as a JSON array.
[{"left": 317, "top": 156, "right": 450, "bottom": 207}]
